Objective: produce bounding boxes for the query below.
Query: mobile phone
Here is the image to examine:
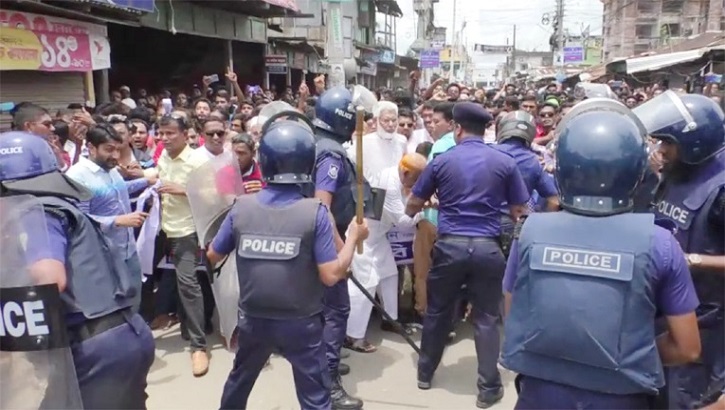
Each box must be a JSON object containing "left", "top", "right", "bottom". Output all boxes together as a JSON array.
[
  {"left": 162, "top": 98, "right": 173, "bottom": 115},
  {"left": 208, "top": 74, "right": 220, "bottom": 83}
]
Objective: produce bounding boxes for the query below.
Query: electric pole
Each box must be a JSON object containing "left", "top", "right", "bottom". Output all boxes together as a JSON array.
[
  {"left": 511, "top": 25, "right": 517, "bottom": 76},
  {"left": 325, "top": 0, "right": 346, "bottom": 87},
  {"left": 556, "top": 0, "right": 565, "bottom": 68},
  {"left": 449, "top": 0, "right": 456, "bottom": 82}
]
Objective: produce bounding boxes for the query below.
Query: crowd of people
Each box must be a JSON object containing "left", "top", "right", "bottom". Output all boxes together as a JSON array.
[{"left": 1, "top": 65, "right": 723, "bottom": 410}]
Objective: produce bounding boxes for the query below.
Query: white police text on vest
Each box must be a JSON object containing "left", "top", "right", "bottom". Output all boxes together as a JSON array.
[
  {"left": 543, "top": 247, "right": 621, "bottom": 273},
  {"left": 0, "top": 300, "right": 49, "bottom": 337},
  {"left": 241, "top": 238, "right": 296, "bottom": 256},
  {"left": 0, "top": 146, "right": 23, "bottom": 155},
  {"left": 656, "top": 201, "right": 690, "bottom": 225}
]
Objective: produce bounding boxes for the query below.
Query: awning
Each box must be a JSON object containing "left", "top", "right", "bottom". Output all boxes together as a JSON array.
[
  {"left": 191, "top": 0, "right": 306, "bottom": 18},
  {"left": 268, "top": 37, "right": 324, "bottom": 55},
  {"left": 374, "top": 0, "right": 403, "bottom": 17},
  {"left": 625, "top": 44, "right": 725, "bottom": 74}
]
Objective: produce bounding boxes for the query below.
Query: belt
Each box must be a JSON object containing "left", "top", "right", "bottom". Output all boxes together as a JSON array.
[
  {"left": 67, "top": 309, "right": 130, "bottom": 344},
  {"left": 438, "top": 234, "right": 498, "bottom": 242}
]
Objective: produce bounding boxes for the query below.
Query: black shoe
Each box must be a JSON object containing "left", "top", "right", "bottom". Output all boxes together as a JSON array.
[
  {"left": 331, "top": 374, "right": 363, "bottom": 410},
  {"left": 338, "top": 362, "right": 350, "bottom": 376},
  {"left": 476, "top": 389, "right": 504, "bottom": 409},
  {"left": 417, "top": 380, "right": 431, "bottom": 390},
  {"left": 340, "top": 349, "right": 351, "bottom": 359}
]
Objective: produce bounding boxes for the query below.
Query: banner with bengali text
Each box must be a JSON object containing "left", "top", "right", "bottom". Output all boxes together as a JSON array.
[{"left": 0, "top": 9, "right": 110, "bottom": 72}]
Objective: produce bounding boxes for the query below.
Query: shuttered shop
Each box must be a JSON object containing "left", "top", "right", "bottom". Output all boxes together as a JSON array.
[{"left": 0, "top": 71, "right": 85, "bottom": 131}]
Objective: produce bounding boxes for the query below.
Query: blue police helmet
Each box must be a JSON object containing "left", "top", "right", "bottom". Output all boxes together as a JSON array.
[
  {"left": 0, "top": 131, "right": 92, "bottom": 200},
  {"left": 633, "top": 90, "right": 725, "bottom": 165},
  {"left": 258, "top": 120, "right": 317, "bottom": 185},
  {"left": 556, "top": 111, "right": 648, "bottom": 216},
  {"left": 312, "top": 86, "right": 356, "bottom": 139}
]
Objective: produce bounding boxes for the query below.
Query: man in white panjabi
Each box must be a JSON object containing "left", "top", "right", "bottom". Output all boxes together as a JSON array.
[
  {"left": 344, "top": 153, "right": 427, "bottom": 352},
  {"left": 348, "top": 101, "right": 407, "bottom": 183}
]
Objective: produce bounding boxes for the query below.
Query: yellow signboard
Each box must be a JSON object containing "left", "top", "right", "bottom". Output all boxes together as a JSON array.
[{"left": 0, "top": 27, "right": 43, "bottom": 71}]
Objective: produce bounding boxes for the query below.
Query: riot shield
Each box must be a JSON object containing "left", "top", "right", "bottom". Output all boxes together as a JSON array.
[
  {"left": 186, "top": 155, "right": 245, "bottom": 349},
  {"left": 351, "top": 84, "right": 378, "bottom": 113},
  {"left": 0, "top": 195, "right": 83, "bottom": 409},
  {"left": 572, "top": 82, "right": 617, "bottom": 100},
  {"left": 187, "top": 153, "right": 244, "bottom": 247}
]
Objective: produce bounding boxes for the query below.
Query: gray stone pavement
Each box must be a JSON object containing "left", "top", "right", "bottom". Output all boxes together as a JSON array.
[{"left": 146, "top": 318, "right": 518, "bottom": 409}]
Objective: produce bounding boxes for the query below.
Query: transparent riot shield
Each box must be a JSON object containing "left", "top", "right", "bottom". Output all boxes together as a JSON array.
[
  {"left": 187, "top": 153, "right": 244, "bottom": 247},
  {"left": 0, "top": 195, "right": 83, "bottom": 409},
  {"left": 187, "top": 155, "right": 244, "bottom": 349},
  {"left": 351, "top": 84, "right": 378, "bottom": 113}
]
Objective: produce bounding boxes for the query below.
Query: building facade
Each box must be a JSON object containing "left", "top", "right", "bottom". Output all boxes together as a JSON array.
[{"left": 601, "top": 0, "right": 724, "bottom": 59}]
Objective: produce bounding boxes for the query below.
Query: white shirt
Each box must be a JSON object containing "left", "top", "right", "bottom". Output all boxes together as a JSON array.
[
  {"left": 406, "top": 129, "right": 433, "bottom": 153},
  {"left": 189, "top": 145, "right": 233, "bottom": 164},
  {"left": 348, "top": 131, "right": 406, "bottom": 185},
  {"left": 63, "top": 140, "right": 88, "bottom": 165}
]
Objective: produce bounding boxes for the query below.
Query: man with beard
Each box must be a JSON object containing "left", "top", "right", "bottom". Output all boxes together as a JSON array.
[
  {"left": 635, "top": 91, "right": 725, "bottom": 409},
  {"left": 66, "top": 124, "right": 155, "bottom": 313}
]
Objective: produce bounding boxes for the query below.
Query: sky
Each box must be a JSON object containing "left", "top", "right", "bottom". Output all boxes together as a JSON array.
[{"left": 394, "top": 0, "right": 604, "bottom": 53}]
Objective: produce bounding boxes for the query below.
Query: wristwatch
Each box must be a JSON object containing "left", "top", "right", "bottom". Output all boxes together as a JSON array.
[{"left": 687, "top": 253, "right": 703, "bottom": 267}]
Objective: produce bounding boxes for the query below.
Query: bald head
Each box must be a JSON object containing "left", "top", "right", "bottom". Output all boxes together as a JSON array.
[{"left": 399, "top": 153, "right": 427, "bottom": 188}]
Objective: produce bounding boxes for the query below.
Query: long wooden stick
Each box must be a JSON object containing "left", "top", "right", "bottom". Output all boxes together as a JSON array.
[{"left": 355, "top": 107, "right": 365, "bottom": 254}]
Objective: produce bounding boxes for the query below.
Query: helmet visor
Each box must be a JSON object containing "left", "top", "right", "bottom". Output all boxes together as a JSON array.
[{"left": 633, "top": 90, "right": 695, "bottom": 140}]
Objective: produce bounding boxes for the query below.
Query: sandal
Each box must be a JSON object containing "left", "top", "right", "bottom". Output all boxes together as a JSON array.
[{"left": 343, "top": 337, "right": 377, "bottom": 353}]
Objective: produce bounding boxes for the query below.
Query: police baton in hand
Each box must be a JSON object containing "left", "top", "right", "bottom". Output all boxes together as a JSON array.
[{"left": 355, "top": 106, "right": 365, "bottom": 254}]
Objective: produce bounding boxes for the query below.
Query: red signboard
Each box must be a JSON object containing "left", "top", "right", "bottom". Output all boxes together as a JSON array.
[{"left": 0, "top": 9, "right": 103, "bottom": 72}]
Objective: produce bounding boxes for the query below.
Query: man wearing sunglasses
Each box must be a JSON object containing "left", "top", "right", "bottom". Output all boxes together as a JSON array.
[
  {"left": 535, "top": 104, "right": 558, "bottom": 146},
  {"left": 190, "top": 118, "right": 233, "bottom": 163}
]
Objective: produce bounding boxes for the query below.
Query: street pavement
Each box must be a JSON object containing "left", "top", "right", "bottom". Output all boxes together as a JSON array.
[{"left": 147, "top": 317, "right": 519, "bottom": 409}]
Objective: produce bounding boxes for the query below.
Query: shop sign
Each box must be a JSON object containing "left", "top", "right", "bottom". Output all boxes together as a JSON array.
[
  {"left": 96, "top": 0, "right": 156, "bottom": 13},
  {"left": 378, "top": 49, "right": 395, "bottom": 65},
  {"left": 0, "top": 9, "right": 110, "bottom": 72},
  {"left": 265, "top": 54, "right": 288, "bottom": 74}
]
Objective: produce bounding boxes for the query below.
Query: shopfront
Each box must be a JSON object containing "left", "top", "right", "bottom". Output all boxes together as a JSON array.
[{"left": 0, "top": 8, "right": 111, "bottom": 129}]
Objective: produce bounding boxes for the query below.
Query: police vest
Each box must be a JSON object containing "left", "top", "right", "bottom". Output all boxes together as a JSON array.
[
  {"left": 313, "top": 135, "right": 372, "bottom": 234},
  {"left": 501, "top": 211, "right": 663, "bottom": 395},
  {"left": 232, "top": 195, "right": 324, "bottom": 319},
  {"left": 38, "top": 196, "right": 135, "bottom": 319},
  {"left": 654, "top": 149, "right": 725, "bottom": 305}
]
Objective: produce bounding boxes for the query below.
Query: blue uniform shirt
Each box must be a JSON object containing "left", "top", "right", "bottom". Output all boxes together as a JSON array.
[
  {"left": 503, "top": 224, "right": 700, "bottom": 315},
  {"left": 212, "top": 185, "right": 338, "bottom": 265},
  {"left": 412, "top": 138, "right": 530, "bottom": 237},
  {"left": 314, "top": 155, "right": 346, "bottom": 194},
  {"left": 494, "top": 140, "right": 557, "bottom": 214},
  {"left": 40, "top": 214, "right": 72, "bottom": 265}
]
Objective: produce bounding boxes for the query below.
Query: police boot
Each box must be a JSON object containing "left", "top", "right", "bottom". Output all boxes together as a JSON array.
[{"left": 331, "top": 374, "right": 363, "bottom": 410}]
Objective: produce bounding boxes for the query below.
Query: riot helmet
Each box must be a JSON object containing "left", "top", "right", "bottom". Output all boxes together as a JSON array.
[
  {"left": 573, "top": 82, "right": 617, "bottom": 100},
  {"left": 259, "top": 113, "right": 317, "bottom": 185},
  {"left": 634, "top": 90, "right": 725, "bottom": 165},
  {"left": 555, "top": 110, "right": 648, "bottom": 216},
  {"left": 496, "top": 110, "right": 537, "bottom": 146},
  {"left": 313, "top": 86, "right": 357, "bottom": 139},
  {"left": 0, "top": 131, "right": 91, "bottom": 200}
]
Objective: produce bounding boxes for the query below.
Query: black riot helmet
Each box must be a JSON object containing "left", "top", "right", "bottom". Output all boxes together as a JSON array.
[{"left": 496, "top": 110, "right": 537, "bottom": 146}]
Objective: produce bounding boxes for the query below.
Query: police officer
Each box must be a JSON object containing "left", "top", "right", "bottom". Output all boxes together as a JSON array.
[
  {"left": 494, "top": 110, "right": 559, "bottom": 257},
  {"left": 207, "top": 117, "right": 369, "bottom": 410},
  {"left": 0, "top": 131, "right": 155, "bottom": 409},
  {"left": 500, "top": 106, "right": 703, "bottom": 409},
  {"left": 405, "top": 102, "right": 530, "bottom": 408},
  {"left": 635, "top": 91, "right": 725, "bottom": 409},
  {"left": 309, "top": 86, "right": 370, "bottom": 409}
]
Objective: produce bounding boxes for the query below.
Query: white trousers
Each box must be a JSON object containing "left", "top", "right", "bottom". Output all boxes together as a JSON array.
[{"left": 346, "top": 275, "right": 398, "bottom": 339}]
